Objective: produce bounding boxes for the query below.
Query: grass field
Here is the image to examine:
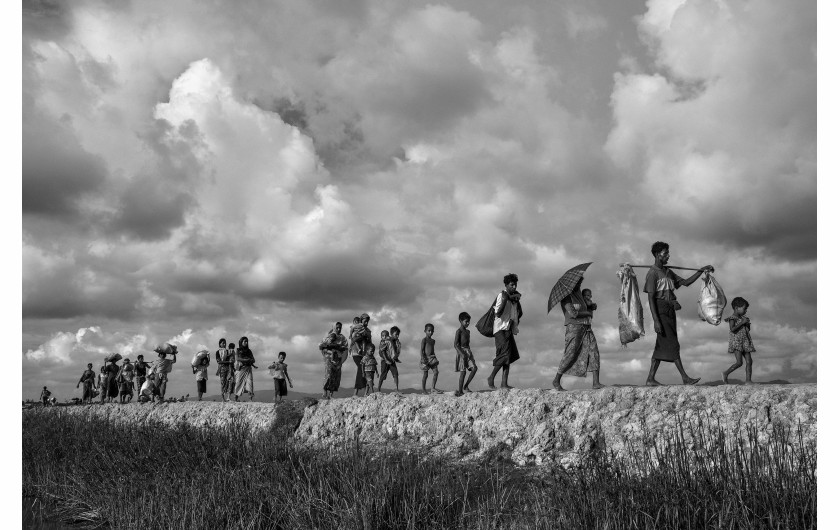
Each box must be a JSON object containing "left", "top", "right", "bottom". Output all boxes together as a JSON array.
[{"left": 22, "top": 407, "right": 815, "bottom": 529}]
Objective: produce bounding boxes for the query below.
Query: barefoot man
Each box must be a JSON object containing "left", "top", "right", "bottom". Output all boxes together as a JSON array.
[{"left": 644, "top": 241, "right": 714, "bottom": 386}]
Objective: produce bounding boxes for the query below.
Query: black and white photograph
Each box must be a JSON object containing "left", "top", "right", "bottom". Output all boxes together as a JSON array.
[{"left": 20, "top": 0, "right": 823, "bottom": 527}]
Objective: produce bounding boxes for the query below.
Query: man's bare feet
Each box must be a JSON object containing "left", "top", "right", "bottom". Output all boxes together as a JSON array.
[
  {"left": 721, "top": 372, "right": 728, "bottom": 384},
  {"left": 592, "top": 383, "right": 606, "bottom": 389},
  {"left": 454, "top": 391, "right": 463, "bottom": 397},
  {"left": 487, "top": 377, "right": 496, "bottom": 389},
  {"left": 683, "top": 377, "right": 701, "bottom": 385},
  {"left": 553, "top": 383, "right": 565, "bottom": 391},
  {"left": 745, "top": 381, "right": 756, "bottom": 385},
  {"left": 501, "top": 384, "right": 513, "bottom": 390},
  {"left": 463, "top": 387, "right": 472, "bottom": 393},
  {"left": 645, "top": 379, "right": 662, "bottom": 387}
]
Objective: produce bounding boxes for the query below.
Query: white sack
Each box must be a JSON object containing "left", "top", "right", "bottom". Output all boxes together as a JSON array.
[
  {"left": 617, "top": 264, "right": 645, "bottom": 346},
  {"left": 697, "top": 272, "right": 727, "bottom": 325}
]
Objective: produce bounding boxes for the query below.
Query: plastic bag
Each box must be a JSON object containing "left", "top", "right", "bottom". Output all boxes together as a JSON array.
[
  {"left": 616, "top": 264, "right": 645, "bottom": 346},
  {"left": 697, "top": 272, "right": 726, "bottom": 325}
]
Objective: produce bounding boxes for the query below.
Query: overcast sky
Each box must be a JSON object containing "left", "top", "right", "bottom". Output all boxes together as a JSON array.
[{"left": 22, "top": 0, "right": 816, "bottom": 400}]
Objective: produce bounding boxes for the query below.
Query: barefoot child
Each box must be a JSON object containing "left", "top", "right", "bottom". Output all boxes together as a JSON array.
[
  {"left": 454, "top": 312, "right": 477, "bottom": 396},
  {"left": 193, "top": 355, "right": 209, "bottom": 401},
  {"left": 420, "top": 323, "right": 441, "bottom": 394},
  {"left": 721, "top": 297, "right": 756, "bottom": 384},
  {"left": 363, "top": 343, "right": 378, "bottom": 396},
  {"left": 377, "top": 329, "right": 400, "bottom": 393},
  {"left": 117, "top": 359, "right": 135, "bottom": 404},
  {"left": 268, "top": 352, "right": 293, "bottom": 403}
]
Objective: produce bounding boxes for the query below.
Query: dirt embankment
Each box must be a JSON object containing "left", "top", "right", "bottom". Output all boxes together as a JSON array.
[{"left": 40, "top": 384, "right": 815, "bottom": 466}]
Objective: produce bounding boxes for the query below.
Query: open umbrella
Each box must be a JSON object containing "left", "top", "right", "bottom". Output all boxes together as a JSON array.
[
  {"left": 547, "top": 262, "right": 592, "bottom": 314},
  {"left": 191, "top": 350, "right": 210, "bottom": 367}
]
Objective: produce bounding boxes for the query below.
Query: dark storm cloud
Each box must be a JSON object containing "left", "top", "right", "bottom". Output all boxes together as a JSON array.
[
  {"left": 261, "top": 256, "right": 423, "bottom": 310},
  {"left": 22, "top": 116, "right": 107, "bottom": 218},
  {"left": 109, "top": 175, "right": 193, "bottom": 241}
]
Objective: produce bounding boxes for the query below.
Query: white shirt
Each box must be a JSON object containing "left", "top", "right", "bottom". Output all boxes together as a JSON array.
[{"left": 493, "top": 291, "right": 520, "bottom": 335}]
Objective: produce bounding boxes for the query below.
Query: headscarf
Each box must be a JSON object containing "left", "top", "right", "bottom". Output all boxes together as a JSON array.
[
  {"left": 359, "top": 313, "right": 370, "bottom": 322},
  {"left": 238, "top": 336, "right": 251, "bottom": 354}
]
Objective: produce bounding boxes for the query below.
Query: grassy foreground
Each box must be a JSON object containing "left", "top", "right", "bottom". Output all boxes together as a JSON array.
[{"left": 23, "top": 407, "right": 815, "bottom": 529}]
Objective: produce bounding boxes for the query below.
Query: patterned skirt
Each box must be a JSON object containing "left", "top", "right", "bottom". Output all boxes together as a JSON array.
[{"left": 559, "top": 324, "right": 600, "bottom": 377}]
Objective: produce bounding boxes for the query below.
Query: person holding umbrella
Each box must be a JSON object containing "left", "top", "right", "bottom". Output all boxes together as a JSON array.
[
  {"left": 644, "top": 241, "right": 714, "bottom": 386},
  {"left": 487, "top": 273, "right": 523, "bottom": 390},
  {"left": 548, "top": 263, "right": 604, "bottom": 391}
]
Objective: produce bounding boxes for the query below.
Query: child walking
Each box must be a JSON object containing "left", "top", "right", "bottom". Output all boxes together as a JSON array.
[
  {"left": 117, "top": 359, "right": 135, "bottom": 404},
  {"left": 454, "top": 312, "right": 477, "bottom": 396},
  {"left": 722, "top": 297, "right": 756, "bottom": 384},
  {"left": 377, "top": 329, "right": 401, "bottom": 393},
  {"left": 363, "top": 343, "right": 378, "bottom": 396},
  {"left": 420, "top": 323, "right": 442, "bottom": 394},
  {"left": 268, "top": 352, "right": 293, "bottom": 403},
  {"left": 193, "top": 356, "right": 209, "bottom": 401}
]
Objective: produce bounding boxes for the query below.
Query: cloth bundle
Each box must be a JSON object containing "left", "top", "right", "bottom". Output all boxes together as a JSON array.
[
  {"left": 154, "top": 343, "right": 178, "bottom": 356},
  {"left": 697, "top": 272, "right": 727, "bottom": 325},
  {"left": 616, "top": 264, "right": 645, "bottom": 346},
  {"left": 191, "top": 350, "right": 210, "bottom": 367}
]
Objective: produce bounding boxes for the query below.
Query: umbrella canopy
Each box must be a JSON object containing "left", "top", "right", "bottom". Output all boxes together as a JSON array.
[
  {"left": 547, "top": 262, "right": 593, "bottom": 314},
  {"left": 191, "top": 350, "right": 210, "bottom": 367},
  {"left": 104, "top": 352, "right": 123, "bottom": 363}
]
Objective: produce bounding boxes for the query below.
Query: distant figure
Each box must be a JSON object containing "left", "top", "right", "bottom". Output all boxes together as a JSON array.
[
  {"left": 377, "top": 327, "right": 401, "bottom": 394},
  {"left": 553, "top": 283, "right": 604, "bottom": 391},
  {"left": 100, "top": 359, "right": 120, "bottom": 404},
  {"left": 151, "top": 345, "right": 178, "bottom": 402},
  {"left": 319, "top": 323, "right": 348, "bottom": 399},
  {"left": 488, "top": 273, "right": 523, "bottom": 390},
  {"left": 362, "top": 343, "right": 378, "bottom": 396},
  {"left": 76, "top": 363, "right": 96, "bottom": 404},
  {"left": 644, "top": 241, "right": 714, "bottom": 386},
  {"left": 215, "top": 338, "right": 235, "bottom": 402},
  {"left": 454, "top": 312, "right": 477, "bottom": 396},
  {"left": 721, "top": 297, "right": 756, "bottom": 385},
  {"left": 390, "top": 326, "right": 402, "bottom": 364},
  {"left": 268, "top": 351, "right": 293, "bottom": 404},
  {"left": 349, "top": 314, "right": 373, "bottom": 397},
  {"left": 117, "top": 358, "right": 135, "bottom": 404},
  {"left": 193, "top": 356, "right": 210, "bottom": 401},
  {"left": 134, "top": 355, "right": 149, "bottom": 399},
  {"left": 419, "top": 323, "right": 441, "bottom": 394},
  {"left": 234, "top": 336, "right": 256, "bottom": 402},
  {"left": 138, "top": 373, "right": 160, "bottom": 403},
  {"left": 40, "top": 386, "right": 51, "bottom": 407}
]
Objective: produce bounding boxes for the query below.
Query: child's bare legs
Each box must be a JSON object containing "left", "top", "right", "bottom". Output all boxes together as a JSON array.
[
  {"left": 456, "top": 371, "right": 466, "bottom": 396},
  {"left": 464, "top": 366, "right": 476, "bottom": 392},
  {"left": 744, "top": 352, "right": 753, "bottom": 383},
  {"left": 500, "top": 365, "right": 512, "bottom": 389},
  {"left": 431, "top": 367, "right": 440, "bottom": 392},
  {"left": 592, "top": 369, "right": 605, "bottom": 389},
  {"left": 488, "top": 365, "right": 502, "bottom": 389},
  {"left": 722, "top": 350, "right": 743, "bottom": 384},
  {"left": 422, "top": 370, "right": 429, "bottom": 393}
]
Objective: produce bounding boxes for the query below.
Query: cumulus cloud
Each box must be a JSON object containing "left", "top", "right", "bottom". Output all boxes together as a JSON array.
[
  {"left": 21, "top": 0, "right": 815, "bottom": 400},
  {"left": 605, "top": 0, "right": 816, "bottom": 260}
]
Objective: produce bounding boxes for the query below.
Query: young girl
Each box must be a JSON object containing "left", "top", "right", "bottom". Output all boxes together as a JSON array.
[
  {"left": 193, "top": 355, "right": 209, "bottom": 401},
  {"left": 721, "top": 297, "right": 756, "bottom": 384},
  {"left": 363, "top": 343, "right": 378, "bottom": 396},
  {"left": 268, "top": 352, "right": 293, "bottom": 403}
]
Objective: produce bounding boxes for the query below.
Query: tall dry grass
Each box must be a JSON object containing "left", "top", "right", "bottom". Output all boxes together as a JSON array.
[{"left": 22, "top": 408, "right": 815, "bottom": 529}]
